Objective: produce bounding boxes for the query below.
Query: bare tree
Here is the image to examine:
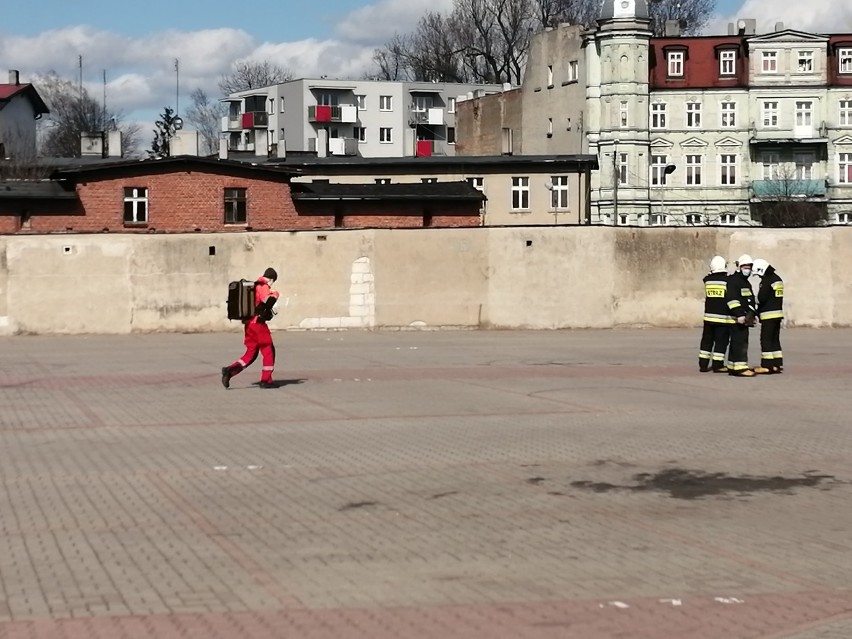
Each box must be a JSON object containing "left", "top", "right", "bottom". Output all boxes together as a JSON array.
[
  {"left": 34, "top": 72, "right": 140, "bottom": 158},
  {"left": 218, "top": 60, "right": 293, "bottom": 95},
  {"left": 368, "top": 34, "right": 412, "bottom": 81},
  {"left": 185, "top": 88, "right": 223, "bottom": 155},
  {"left": 647, "top": 0, "right": 716, "bottom": 35},
  {"left": 752, "top": 164, "right": 827, "bottom": 227}
]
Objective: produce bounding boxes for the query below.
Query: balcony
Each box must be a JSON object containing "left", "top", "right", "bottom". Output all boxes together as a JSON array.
[
  {"left": 415, "top": 140, "right": 447, "bottom": 157},
  {"left": 749, "top": 122, "right": 828, "bottom": 144},
  {"left": 308, "top": 105, "right": 358, "bottom": 124},
  {"left": 221, "top": 115, "right": 243, "bottom": 131},
  {"left": 410, "top": 107, "right": 445, "bottom": 126},
  {"left": 751, "top": 179, "right": 826, "bottom": 199},
  {"left": 240, "top": 111, "right": 269, "bottom": 129},
  {"left": 328, "top": 137, "right": 359, "bottom": 156}
]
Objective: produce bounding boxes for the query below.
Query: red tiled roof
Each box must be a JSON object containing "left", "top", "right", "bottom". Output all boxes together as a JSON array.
[{"left": 0, "top": 83, "right": 49, "bottom": 115}]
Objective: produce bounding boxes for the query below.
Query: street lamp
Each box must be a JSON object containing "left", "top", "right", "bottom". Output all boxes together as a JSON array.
[{"left": 659, "top": 163, "right": 676, "bottom": 224}]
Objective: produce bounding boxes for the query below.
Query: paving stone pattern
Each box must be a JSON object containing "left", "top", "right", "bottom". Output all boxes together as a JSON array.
[{"left": 0, "top": 329, "right": 851, "bottom": 638}]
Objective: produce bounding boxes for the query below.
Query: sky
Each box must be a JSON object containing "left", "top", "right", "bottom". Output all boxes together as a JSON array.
[{"left": 2, "top": 0, "right": 850, "bottom": 136}]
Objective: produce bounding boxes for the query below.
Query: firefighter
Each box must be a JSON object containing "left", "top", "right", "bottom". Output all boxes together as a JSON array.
[
  {"left": 699, "top": 255, "right": 733, "bottom": 373},
  {"left": 725, "top": 254, "right": 757, "bottom": 377},
  {"left": 752, "top": 258, "right": 784, "bottom": 374},
  {"left": 221, "top": 267, "right": 280, "bottom": 389}
]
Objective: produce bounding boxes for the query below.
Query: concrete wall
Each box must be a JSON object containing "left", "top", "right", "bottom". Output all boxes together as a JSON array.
[{"left": 1, "top": 227, "right": 849, "bottom": 335}]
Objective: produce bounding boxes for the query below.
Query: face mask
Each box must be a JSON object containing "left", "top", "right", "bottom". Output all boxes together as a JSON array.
[{"left": 741, "top": 268, "right": 752, "bottom": 277}]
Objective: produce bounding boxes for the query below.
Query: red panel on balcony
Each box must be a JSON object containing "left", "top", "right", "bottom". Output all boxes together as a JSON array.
[
  {"left": 315, "top": 105, "right": 332, "bottom": 122},
  {"left": 241, "top": 112, "right": 254, "bottom": 128},
  {"left": 416, "top": 140, "right": 433, "bottom": 157}
]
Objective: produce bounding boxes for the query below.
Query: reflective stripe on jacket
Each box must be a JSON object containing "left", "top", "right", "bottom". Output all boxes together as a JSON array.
[{"left": 757, "top": 266, "right": 784, "bottom": 321}]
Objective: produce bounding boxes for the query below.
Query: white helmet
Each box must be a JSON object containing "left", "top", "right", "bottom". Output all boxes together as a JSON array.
[
  {"left": 752, "top": 258, "right": 770, "bottom": 277},
  {"left": 736, "top": 254, "right": 753, "bottom": 267},
  {"left": 709, "top": 256, "right": 727, "bottom": 273}
]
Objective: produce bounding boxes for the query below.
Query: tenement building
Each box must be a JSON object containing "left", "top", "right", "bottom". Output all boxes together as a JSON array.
[{"left": 458, "top": 1, "right": 852, "bottom": 226}]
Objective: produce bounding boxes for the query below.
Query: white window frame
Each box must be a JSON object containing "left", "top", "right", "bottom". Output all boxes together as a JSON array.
[
  {"left": 123, "top": 187, "right": 148, "bottom": 224},
  {"left": 686, "top": 102, "right": 702, "bottom": 128},
  {"left": 511, "top": 176, "right": 530, "bottom": 210},
  {"left": 650, "top": 103, "right": 667, "bottom": 129},
  {"left": 413, "top": 96, "right": 433, "bottom": 112},
  {"left": 379, "top": 95, "right": 393, "bottom": 111},
  {"left": 354, "top": 126, "right": 366, "bottom": 143},
  {"left": 762, "top": 101, "right": 779, "bottom": 127},
  {"left": 267, "top": 98, "right": 274, "bottom": 115},
  {"left": 840, "top": 100, "right": 852, "bottom": 126},
  {"left": 568, "top": 60, "right": 579, "bottom": 82},
  {"left": 667, "top": 51, "right": 684, "bottom": 77},
  {"left": 547, "top": 65, "right": 554, "bottom": 87},
  {"left": 447, "top": 126, "right": 456, "bottom": 145},
  {"left": 838, "top": 212, "right": 852, "bottom": 224},
  {"left": 619, "top": 101, "right": 629, "bottom": 127},
  {"left": 839, "top": 48, "right": 852, "bottom": 74},
  {"left": 762, "top": 51, "right": 778, "bottom": 73},
  {"left": 795, "top": 100, "right": 813, "bottom": 127},
  {"left": 720, "top": 101, "right": 736, "bottom": 128},
  {"left": 356, "top": 95, "right": 366, "bottom": 110},
  {"left": 685, "top": 213, "right": 703, "bottom": 225},
  {"left": 379, "top": 127, "right": 393, "bottom": 143},
  {"left": 798, "top": 50, "right": 814, "bottom": 72},
  {"left": 839, "top": 152, "right": 852, "bottom": 184},
  {"left": 618, "top": 153, "right": 629, "bottom": 186},
  {"left": 720, "top": 50, "right": 736, "bottom": 76},
  {"left": 720, "top": 154, "right": 738, "bottom": 186},
  {"left": 719, "top": 213, "right": 738, "bottom": 225},
  {"left": 649, "top": 213, "right": 668, "bottom": 226},
  {"left": 447, "top": 97, "right": 456, "bottom": 114},
  {"left": 279, "top": 97, "right": 286, "bottom": 113},
  {"left": 685, "top": 154, "right": 702, "bottom": 186},
  {"left": 762, "top": 152, "right": 781, "bottom": 180},
  {"left": 651, "top": 154, "right": 669, "bottom": 186},
  {"left": 550, "top": 175, "right": 569, "bottom": 210}
]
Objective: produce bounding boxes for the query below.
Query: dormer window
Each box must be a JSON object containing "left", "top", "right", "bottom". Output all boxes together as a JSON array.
[
  {"left": 798, "top": 51, "right": 814, "bottom": 72},
  {"left": 840, "top": 48, "right": 852, "bottom": 74},
  {"left": 762, "top": 51, "right": 778, "bottom": 73},
  {"left": 719, "top": 50, "right": 736, "bottom": 76},
  {"left": 667, "top": 50, "right": 684, "bottom": 77}
]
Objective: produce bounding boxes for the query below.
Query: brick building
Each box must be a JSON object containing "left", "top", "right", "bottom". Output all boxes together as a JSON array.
[{"left": 0, "top": 156, "right": 486, "bottom": 234}]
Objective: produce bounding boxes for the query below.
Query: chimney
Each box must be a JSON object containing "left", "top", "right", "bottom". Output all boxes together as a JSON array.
[
  {"left": 80, "top": 131, "right": 105, "bottom": 157},
  {"left": 8, "top": 70, "right": 20, "bottom": 85},
  {"left": 774, "top": 21, "right": 784, "bottom": 31},
  {"left": 107, "top": 130, "right": 123, "bottom": 157},
  {"left": 218, "top": 138, "right": 228, "bottom": 160},
  {"left": 665, "top": 19, "right": 681, "bottom": 36},
  {"left": 728, "top": 22, "right": 735, "bottom": 35}
]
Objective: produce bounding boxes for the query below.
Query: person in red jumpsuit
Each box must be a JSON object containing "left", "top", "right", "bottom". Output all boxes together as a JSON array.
[{"left": 221, "top": 267, "right": 280, "bottom": 389}]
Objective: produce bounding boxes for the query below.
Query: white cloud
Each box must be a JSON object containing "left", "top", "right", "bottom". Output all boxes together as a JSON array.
[
  {"left": 708, "top": 0, "right": 852, "bottom": 34},
  {"left": 335, "top": 0, "right": 455, "bottom": 44}
]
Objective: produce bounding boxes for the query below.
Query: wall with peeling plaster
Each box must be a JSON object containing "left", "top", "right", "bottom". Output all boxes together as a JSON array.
[{"left": 0, "top": 226, "right": 850, "bottom": 335}]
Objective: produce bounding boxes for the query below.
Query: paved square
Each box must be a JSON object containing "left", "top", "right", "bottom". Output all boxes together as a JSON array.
[{"left": 0, "top": 328, "right": 851, "bottom": 638}]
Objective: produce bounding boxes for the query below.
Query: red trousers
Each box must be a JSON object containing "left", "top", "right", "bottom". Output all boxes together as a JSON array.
[{"left": 230, "top": 321, "right": 275, "bottom": 383}]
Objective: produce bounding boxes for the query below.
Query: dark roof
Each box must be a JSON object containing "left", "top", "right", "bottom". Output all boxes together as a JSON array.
[
  {"left": 0, "top": 181, "right": 77, "bottom": 200},
  {"left": 272, "top": 154, "right": 599, "bottom": 172},
  {"left": 51, "top": 154, "right": 298, "bottom": 181},
  {"left": 291, "top": 181, "right": 487, "bottom": 202},
  {"left": 0, "top": 84, "right": 49, "bottom": 116}
]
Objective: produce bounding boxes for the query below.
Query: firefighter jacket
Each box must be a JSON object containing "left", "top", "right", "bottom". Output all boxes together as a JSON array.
[
  {"left": 248, "top": 276, "right": 280, "bottom": 325},
  {"left": 725, "top": 270, "right": 755, "bottom": 320},
  {"left": 702, "top": 272, "right": 732, "bottom": 323},
  {"left": 756, "top": 266, "right": 784, "bottom": 321}
]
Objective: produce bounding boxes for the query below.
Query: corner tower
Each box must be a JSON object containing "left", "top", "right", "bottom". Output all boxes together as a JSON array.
[{"left": 584, "top": 0, "right": 652, "bottom": 224}]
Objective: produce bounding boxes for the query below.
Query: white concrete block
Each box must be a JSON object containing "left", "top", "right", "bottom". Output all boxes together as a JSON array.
[
  {"left": 364, "top": 293, "right": 376, "bottom": 307},
  {"left": 319, "top": 317, "right": 342, "bottom": 329},
  {"left": 350, "top": 283, "right": 371, "bottom": 295},
  {"left": 349, "top": 294, "right": 365, "bottom": 306},
  {"left": 349, "top": 305, "right": 370, "bottom": 317},
  {"left": 299, "top": 317, "right": 321, "bottom": 329},
  {"left": 350, "top": 273, "right": 365, "bottom": 284},
  {"left": 0, "top": 316, "right": 18, "bottom": 336},
  {"left": 339, "top": 316, "right": 364, "bottom": 328},
  {"left": 362, "top": 274, "right": 375, "bottom": 283},
  {"left": 351, "top": 260, "right": 372, "bottom": 274}
]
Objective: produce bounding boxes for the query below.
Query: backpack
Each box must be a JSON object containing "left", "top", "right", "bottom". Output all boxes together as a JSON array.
[{"left": 227, "top": 279, "right": 257, "bottom": 320}]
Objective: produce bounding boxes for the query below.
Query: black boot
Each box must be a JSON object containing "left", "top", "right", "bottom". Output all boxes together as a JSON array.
[{"left": 221, "top": 367, "right": 232, "bottom": 389}]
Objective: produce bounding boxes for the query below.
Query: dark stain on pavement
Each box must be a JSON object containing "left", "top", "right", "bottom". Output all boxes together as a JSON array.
[
  {"left": 339, "top": 501, "right": 379, "bottom": 511},
  {"left": 527, "top": 477, "right": 546, "bottom": 485},
  {"left": 570, "top": 468, "right": 837, "bottom": 500},
  {"left": 430, "top": 491, "right": 458, "bottom": 500}
]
